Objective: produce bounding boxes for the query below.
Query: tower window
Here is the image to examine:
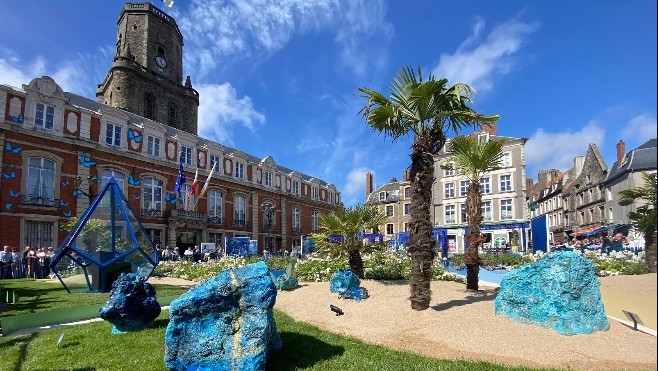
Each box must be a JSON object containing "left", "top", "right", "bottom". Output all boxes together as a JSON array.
[
  {"left": 157, "top": 44, "right": 165, "bottom": 56},
  {"left": 169, "top": 107, "right": 177, "bottom": 126},
  {"left": 144, "top": 96, "right": 154, "bottom": 120}
]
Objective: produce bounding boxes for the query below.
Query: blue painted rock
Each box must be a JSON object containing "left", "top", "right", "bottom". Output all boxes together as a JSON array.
[
  {"left": 329, "top": 269, "right": 360, "bottom": 293},
  {"left": 494, "top": 251, "right": 609, "bottom": 335},
  {"left": 164, "top": 261, "right": 281, "bottom": 371},
  {"left": 276, "top": 274, "right": 298, "bottom": 291},
  {"left": 99, "top": 272, "right": 161, "bottom": 333}
]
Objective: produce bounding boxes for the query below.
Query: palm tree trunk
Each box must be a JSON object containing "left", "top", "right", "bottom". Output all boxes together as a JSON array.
[
  {"left": 465, "top": 178, "right": 484, "bottom": 290},
  {"left": 407, "top": 133, "right": 437, "bottom": 310},
  {"left": 645, "top": 227, "right": 657, "bottom": 273},
  {"left": 348, "top": 249, "right": 365, "bottom": 278}
]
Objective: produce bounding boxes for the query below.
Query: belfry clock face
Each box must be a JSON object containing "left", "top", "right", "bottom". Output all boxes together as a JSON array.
[{"left": 155, "top": 56, "right": 167, "bottom": 68}]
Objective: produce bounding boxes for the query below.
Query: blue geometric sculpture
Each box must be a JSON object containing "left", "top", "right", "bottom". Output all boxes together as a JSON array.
[
  {"left": 494, "top": 251, "right": 609, "bottom": 335},
  {"left": 330, "top": 269, "right": 369, "bottom": 301},
  {"left": 164, "top": 261, "right": 281, "bottom": 370},
  {"left": 100, "top": 272, "right": 161, "bottom": 333},
  {"left": 49, "top": 177, "right": 158, "bottom": 293}
]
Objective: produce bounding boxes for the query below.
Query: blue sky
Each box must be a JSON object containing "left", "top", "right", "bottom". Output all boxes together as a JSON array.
[{"left": 1, "top": 0, "right": 656, "bottom": 206}]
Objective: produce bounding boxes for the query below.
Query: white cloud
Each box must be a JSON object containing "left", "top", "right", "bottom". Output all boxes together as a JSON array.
[
  {"left": 432, "top": 16, "right": 538, "bottom": 92},
  {"left": 621, "top": 113, "right": 657, "bottom": 144},
  {"left": 176, "top": 0, "right": 392, "bottom": 77},
  {"left": 343, "top": 166, "right": 373, "bottom": 201},
  {"left": 196, "top": 82, "right": 266, "bottom": 145},
  {"left": 526, "top": 121, "right": 606, "bottom": 173},
  {"left": 0, "top": 47, "right": 113, "bottom": 97}
]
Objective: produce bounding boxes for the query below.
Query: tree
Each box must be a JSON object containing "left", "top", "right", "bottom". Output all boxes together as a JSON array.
[
  {"left": 312, "top": 204, "right": 389, "bottom": 278},
  {"left": 443, "top": 135, "right": 505, "bottom": 290},
  {"left": 358, "top": 66, "right": 498, "bottom": 310},
  {"left": 618, "top": 172, "right": 657, "bottom": 273}
]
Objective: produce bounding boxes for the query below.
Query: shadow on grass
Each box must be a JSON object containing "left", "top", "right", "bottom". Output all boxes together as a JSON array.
[
  {"left": 431, "top": 289, "right": 499, "bottom": 311},
  {"left": 4, "top": 332, "right": 38, "bottom": 371},
  {"left": 267, "top": 331, "right": 344, "bottom": 370}
]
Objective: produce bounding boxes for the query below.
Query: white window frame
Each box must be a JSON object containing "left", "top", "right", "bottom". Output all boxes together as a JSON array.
[
  {"left": 444, "top": 163, "right": 455, "bottom": 177},
  {"left": 292, "top": 207, "right": 301, "bottom": 231},
  {"left": 379, "top": 192, "right": 386, "bottom": 201},
  {"left": 311, "top": 186, "right": 318, "bottom": 200},
  {"left": 500, "top": 199, "right": 513, "bottom": 220},
  {"left": 481, "top": 201, "right": 492, "bottom": 221},
  {"left": 27, "top": 157, "right": 56, "bottom": 204},
  {"left": 234, "top": 194, "right": 247, "bottom": 225},
  {"left": 35, "top": 102, "right": 55, "bottom": 130},
  {"left": 235, "top": 162, "right": 245, "bottom": 180},
  {"left": 386, "top": 205, "right": 394, "bottom": 216},
  {"left": 444, "top": 183, "right": 455, "bottom": 198},
  {"left": 386, "top": 223, "right": 394, "bottom": 235},
  {"left": 147, "top": 135, "right": 161, "bottom": 157},
  {"left": 500, "top": 174, "right": 512, "bottom": 192},
  {"left": 208, "top": 189, "right": 224, "bottom": 218},
  {"left": 142, "top": 177, "right": 163, "bottom": 211},
  {"left": 480, "top": 177, "right": 491, "bottom": 194},
  {"left": 500, "top": 152, "right": 512, "bottom": 168},
  {"left": 105, "top": 122, "right": 122, "bottom": 147},
  {"left": 445, "top": 205, "right": 456, "bottom": 224},
  {"left": 311, "top": 210, "right": 319, "bottom": 233},
  {"left": 403, "top": 203, "right": 410, "bottom": 215},
  {"left": 460, "top": 180, "right": 469, "bottom": 197},
  {"left": 292, "top": 180, "right": 300, "bottom": 195},
  {"left": 209, "top": 154, "right": 222, "bottom": 175},
  {"left": 180, "top": 145, "right": 193, "bottom": 166},
  {"left": 264, "top": 171, "right": 273, "bottom": 187}
]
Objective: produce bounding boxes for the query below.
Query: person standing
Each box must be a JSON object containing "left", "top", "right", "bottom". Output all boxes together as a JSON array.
[
  {"left": 0, "top": 246, "right": 13, "bottom": 279},
  {"left": 610, "top": 233, "right": 624, "bottom": 253}
]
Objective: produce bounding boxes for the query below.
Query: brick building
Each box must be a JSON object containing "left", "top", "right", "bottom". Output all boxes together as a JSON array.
[{"left": 0, "top": 2, "right": 340, "bottom": 254}]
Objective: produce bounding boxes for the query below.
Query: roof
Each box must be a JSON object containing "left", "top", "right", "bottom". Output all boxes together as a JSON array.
[
  {"left": 563, "top": 143, "right": 608, "bottom": 193},
  {"left": 605, "top": 138, "right": 657, "bottom": 184},
  {"left": 365, "top": 180, "right": 408, "bottom": 204},
  {"left": 64, "top": 92, "right": 330, "bottom": 186}
]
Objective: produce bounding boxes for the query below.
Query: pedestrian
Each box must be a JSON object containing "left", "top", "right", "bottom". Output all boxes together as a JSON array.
[
  {"left": 610, "top": 233, "right": 624, "bottom": 253},
  {"left": 1, "top": 245, "right": 13, "bottom": 279}
]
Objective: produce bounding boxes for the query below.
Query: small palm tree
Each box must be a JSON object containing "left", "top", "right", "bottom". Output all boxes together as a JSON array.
[
  {"left": 358, "top": 66, "right": 498, "bottom": 309},
  {"left": 618, "top": 172, "right": 657, "bottom": 273},
  {"left": 313, "top": 204, "right": 389, "bottom": 278},
  {"left": 443, "top": 135, "right": 505, "bottom": 290}
]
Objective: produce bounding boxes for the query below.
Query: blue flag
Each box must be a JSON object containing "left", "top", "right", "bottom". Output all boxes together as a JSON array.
[{"left": 173, "top": 156, "right": 186, "bottom": 195}]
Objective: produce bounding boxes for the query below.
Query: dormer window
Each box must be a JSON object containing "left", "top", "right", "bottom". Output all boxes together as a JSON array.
[
  {"left": 35, "top": 103, "right": 55, "bottom": 130},
  {"left": 379, "top": 192, "right": 387, "bottom": 201}
]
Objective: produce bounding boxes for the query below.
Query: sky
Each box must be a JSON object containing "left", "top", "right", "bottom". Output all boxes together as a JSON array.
[{"left": 1, "top": 0, "right": 656, "bottom": 206}]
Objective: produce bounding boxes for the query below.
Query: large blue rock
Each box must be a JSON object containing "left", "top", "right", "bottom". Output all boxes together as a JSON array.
[
  {"left": 329, "top": 269, "right": 360, "bottom": 293},
  {"left": 99, "top": 272, "right": 161, "bottom": 333},
  {"left": 164, "top": 261, "right": 281, "bottom": 371},
  {"left": 494, "top": 251, "right": 609, "bottom": 335}
]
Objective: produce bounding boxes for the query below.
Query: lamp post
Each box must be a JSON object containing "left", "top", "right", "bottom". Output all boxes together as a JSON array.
[
  {"left": 74, "top": 175, "right": 97, "bottom": 201},
  {"left": 260, "top": 201, "right": 274, "bottom": 252}
]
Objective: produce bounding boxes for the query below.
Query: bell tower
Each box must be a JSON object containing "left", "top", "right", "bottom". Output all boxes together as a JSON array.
[{"left": 96, "top": 2, "right": 199, "bottom": 135}]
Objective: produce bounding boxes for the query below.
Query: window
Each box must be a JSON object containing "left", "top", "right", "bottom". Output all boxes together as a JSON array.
[
  {"left": 292, "top": 207, "right": 301, "bottom": 232},
  {"left": 208, "top": 232, "right": 223, "bottom": 246},
  {"left": 147, "top": 136, "right": 160, "bottom": 157},
  {"left": 311, "top": 186, "right": 318, "bottom": 200},
  {"left": 404, "top": 187, "right": 411, "bottom": 198},
  {"left": 142, "top": 177, "right": 163, "bottom": 211},
  {"left": 35, "top": 103, "right": 54, "bottom": 130},
  {"left": 480, "top": 178, "right": 490, "bottom": 194},
  {"left": 500, "top": 175, "right": 512, "bottom": 192},
  {"left": 588, "top": 208, "right": 594, "bottom": 223},
  {"left": 144, "top": 96, "right": 154, "bottom": 119},
  {"left": 329, "top": 192, "right": 334, "bottom": 204},
  {"left": 264, "top": 171, "right": 273, "bottom": 187},
  {"left": 404, "top": 223, "right": 409, "bottom": 232},
  {"left": 208, "top": 189, "right": 224, "bottom": 219},
  {"left": 105, "top": 123, "right": 122, "bottom": 147},
  {"left": 25, "top": 221, "right": 54, "bottom": 249},
  {"left": 292, "top": 180, "right": 300, "bottom": 195},
  {"left": 579, "top": 193, "right": 584, "bottom": 206},
  {"left": 311, "top": 210, "right": 319, "bottom": 233},
  {"left": 501, "top": 199, "right": 513, "bottom": 220},
  {"left": 386, "top": 205, "right": 394, "bottom": 216},
  {"left": 386, "top": 223, "right": 394, "bottom": 235},
  {"left": 100, "top": 169, "right": 125, "bottom": 210},
  {"left": 379, "top": 192, "right": 387, "bottom": 201},
  {"left": 144, "top": 228, "right": 162, "bottom": 244},
  {"left": 235, "top": 162, "right": 245, "bottom": 180},
  {"left": 478, "top": 133, "right": 489, "bottom": 145},
  {"left": 481, "top": 201, "right": 492, "bottom": 221},
  {"left": 460, "top": 180, "right": 469, "bottom": 197},
  {"left": 500, "top": 152, "right": 512, "bottom": 167},
  {"left": 460, "top": 204, "right": 468, "bottom": 223},
  {"left": 209, "top": 154, "right": 221, "bottom": 174},
  {"left": 178, "top": 184, "right": 194, "bottom": 211},
  {"left": 234, "top": 195, "right": 247, "bottom": 226},
  {"left": 445, "top": 205, "right": 456, "bottom": 224},
  {"left": 444, "top": 183, "right": 455, "bottom": 198},
  {"left": 27, "top": 158, "right": 56, "bottom": 205},
  {"left": 180, "top": 146, "right": 192, "bottom": 166},
  {"left": 444, "top": 163, "right": 455, "bottom": 177},
  {"left": 168, "top": 106, "right": 177, "bottom": 127},
  {"left": 404, "top": 203, "right": 410, "bottom": 215},
  {"left": 579, "top": 211, "right": 585, "bottom": 224}
]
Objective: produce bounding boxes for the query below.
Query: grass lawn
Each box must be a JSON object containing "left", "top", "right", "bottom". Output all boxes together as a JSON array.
[{"left": 0, "top": 280, "right": 555, "bottom": 371}]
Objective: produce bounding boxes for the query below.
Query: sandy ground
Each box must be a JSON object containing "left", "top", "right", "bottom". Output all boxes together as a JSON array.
[{"left": 273, "top": 277, "right": 657, "bottom": 371}]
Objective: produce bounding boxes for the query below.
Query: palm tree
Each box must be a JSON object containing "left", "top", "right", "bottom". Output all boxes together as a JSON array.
[
  {"left": 314, "top": 204, "right": 389, "bottom": 278},
  {"left": 443, "top": 135, "right": 505, "bottom": 290},
  {"left": 618, "top": 172, "right": 657, "bottom": 273},
  {"left": 358, "top": 66, "right": 498, "bottom": 310}
]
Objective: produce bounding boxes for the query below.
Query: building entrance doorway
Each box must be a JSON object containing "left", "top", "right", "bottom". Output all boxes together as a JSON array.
[{"left": 176, "top": 231, "right": 197, "bottom": 255}]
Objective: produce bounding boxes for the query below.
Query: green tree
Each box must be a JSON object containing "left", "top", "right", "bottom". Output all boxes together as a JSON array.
[
  {"left": 358, "top": 66, "right": 498, "bottom": 309},
  {"left": 312, "top": 204, "right": 388, "bottom": 278},
  {"left": 618, "top": 172, "right": 657, "bottom": 273},
  {"left": 443, "top": 135, "right": 505, "bottom": 290}
]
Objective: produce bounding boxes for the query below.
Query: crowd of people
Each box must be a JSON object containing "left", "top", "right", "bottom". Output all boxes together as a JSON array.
[{"left": 0, "top": 245, "right": 56, "bottom": 280}]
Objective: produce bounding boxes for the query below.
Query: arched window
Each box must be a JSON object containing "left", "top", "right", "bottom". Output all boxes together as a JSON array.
[
  {"left": 311, "top": 210, "right": 319, "bottom": 233},
  {"left": 142, "top": 177, "right": 163, "bottom": 211},
  {"left": 208, "top": 189, "right": 224, "bottom": 221},
  {"left": 292, "top": 207, "right": 301, "bottom": 232},
  {"left": 234, "top": 194, "right": 247, "bottom": 226},
  {"left": 27, "top": 157, "right": 56, "bottom": 205}
]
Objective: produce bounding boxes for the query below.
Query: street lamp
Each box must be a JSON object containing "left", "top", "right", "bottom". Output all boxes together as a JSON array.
[
  {"left": 74, "top": 175, "right": 98, "bottom": 201},
  {"left": 261, "top": 201, "right": 274, "bottom": 251}
]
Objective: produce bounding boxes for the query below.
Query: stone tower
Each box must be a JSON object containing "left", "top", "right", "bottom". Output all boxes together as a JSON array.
[{"left": 97, "top": 2, "right": 199, "bottom": 134}]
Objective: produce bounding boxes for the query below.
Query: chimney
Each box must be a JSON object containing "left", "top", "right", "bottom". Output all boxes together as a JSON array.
[
  {"left": 403, "top": 169, "right": 409, "bottom": 181},
  {"left": 616, "top": 140, "right": 626, "bottom": 165},
  {"left": 365, "top": 172, "right": 373, "bottom": 196},
  {"left": 482, "top": 123, "right": 497, "bottom": 135},
  {"left": 526, "top": 177, "right": 534, "bottom": 190}
]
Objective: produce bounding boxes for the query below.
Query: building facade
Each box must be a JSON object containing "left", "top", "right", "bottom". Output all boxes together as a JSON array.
[
  {"left": 364, "top": 171, "right": 411, "bottom": 241},
  {"left": 432, "top": 127, "right": 529, "bottom": 253},
  {"left": 0, "top": 3, "right": 340, "bottom": 254}
]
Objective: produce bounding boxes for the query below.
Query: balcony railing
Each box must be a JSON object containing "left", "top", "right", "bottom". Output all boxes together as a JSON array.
[
  {"left": 141, "top": 209, "right": 164, "bottom": 218},
  {"left": 233, "top": 219, "right": 249, "bottom": 228},
  {"left": 170, "top": 209, "right": 205, "bottom": 220},
  {"left": 207, "top": 215, "right": 225, "bottom": 225},
  {"left": 263, "top": 223, "right": 276, "bottom": 231},
  {"left": 292, "top": 225, "right": 301, "bottom": 233},
  {"left": 20, "top": 195, "right": 58, "bottom": 207}
]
